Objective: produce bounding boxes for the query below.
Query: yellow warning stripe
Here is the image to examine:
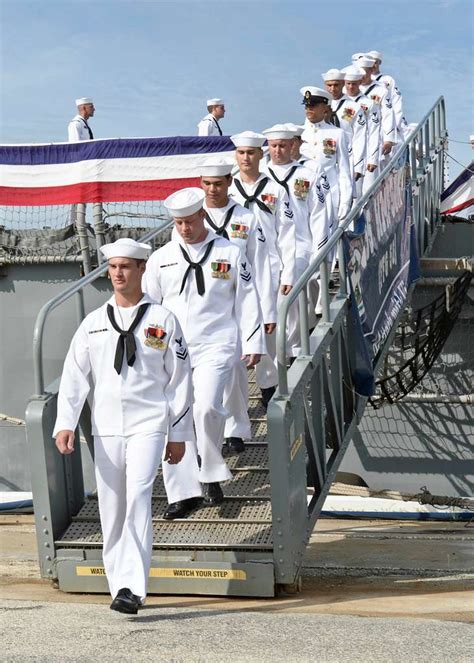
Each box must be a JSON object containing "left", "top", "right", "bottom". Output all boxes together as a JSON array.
[
  {"left": 76, "top": 566, "right": 246, "bottom": 580},
  {"left": 290, "top": 433, "right": 303, "bottom": 461}
]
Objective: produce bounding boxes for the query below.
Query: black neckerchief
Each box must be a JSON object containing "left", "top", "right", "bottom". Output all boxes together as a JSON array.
[
  {"left": 233, "top": 177, "right": 271, "bottom": 213},
  {"left": 179, "top": 240, "right": 215, "bottom": 296},
  {"left": 107, "top": 302, "right": 150, "bottom": 374},
  {"left": 212, "top": 117, "right": 223, "bottom": 136},
  {"left": 267, "top": 165, "right": 299, "bottom": 196},
  {"left": 204, "top": 204, "right": 237, "bottom": 239},
  {"left": 80, "top": 117, "right": 94, "bottom": 140}
]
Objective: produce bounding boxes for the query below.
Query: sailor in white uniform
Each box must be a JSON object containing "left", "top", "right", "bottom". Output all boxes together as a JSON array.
[
  {"left": 354, "top": 57, "right": 397, "bottom": 194},
  {"left": 287, "top": 122, "right": 336, "bottom": 249},
  {"left": 68, "top": 97, "right": 95, "bottom": 142},
  {"left": 198, "top": 159, "right": 275, "bottom": 453},
  {"left": 53, "top": 238, "right": 193, "bottom": 614},
  {"left": 228, "top": 131, "right": 297, "bottom": 407},
  {"left": 287, "top": 123, "right": 307, "bottom": 163},
  {"left": 322, "top": 69, "right": 367, "bottom": 197},
  {"left": 367, "top": 50, "right": 409, "bottom": 140},
  {"left": 358, "top": 56, "right": 397, "bottom": 165},
  {"left": 197, "top": 98, "right": 226, "bottom": 136},
  {"left": 343, "top": 66, "right": 382, "bottom": 195},
  {"left": 300, "top": 86, "right": 353, "bottom": 226},
  {"left": 262, "top": 123, "right": 330, "bottom": 353},
  {"left": 143, "top": 188, "right": 265, "bottom": 518}
]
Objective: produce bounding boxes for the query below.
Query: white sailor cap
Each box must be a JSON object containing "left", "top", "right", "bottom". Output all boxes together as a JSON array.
[
  {"left": 100, "top": 238, "right": 151, "bottom": 261},
  {"left": 357, "top": 56, "right": 376, "bottom": 68},
  {"left": 262, "top": 124, "right": 296, "bottom": 140},
  {"left": 231, "top": 131, "right": 266, "bottom": 148},
  {"left": 199, "top": 158, "right": 233, "bottom": 177},
  {"left": 207, "top": 98, "right": 224, "bottom": 106},
  {"left": 75, "top": 97, "right": 93, "bottom": 106},
  {"left": 367, "top": 50, "right": 383, "bottom": 61},
  {"left": 164, "top": 187, "right": 205, "bottom": 218},
  {"left": 283, "top": 123, "right": 304, "bottom": 136},
  {"left": 343, "top": 66, "right": 365, "bottom": 81},
  {"left": 351, "top": 53, "right": 365, "bottom": 63},
  {"left": 300, "top": 86, "right": 333, "bottom": 104},
  {"left": 321, "top": 69, "right": 345, "bottom": 82}
]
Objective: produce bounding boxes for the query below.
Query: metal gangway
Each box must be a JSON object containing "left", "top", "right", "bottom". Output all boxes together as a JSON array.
[{"left": 26, "top": 98, "right": 447, "bottom": 597}]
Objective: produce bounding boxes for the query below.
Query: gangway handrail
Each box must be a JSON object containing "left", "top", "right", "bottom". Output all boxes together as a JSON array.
[
  {"left": 276, "top": 96, "right": 447, "bottom": 395},
  {"left": 32, "top": 219, "right": 173, "bottom": 395}
]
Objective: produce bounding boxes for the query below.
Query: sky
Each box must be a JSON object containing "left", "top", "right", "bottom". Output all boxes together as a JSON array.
[{"left": 0, "top": 0, "right": 472, "bottom": 178}]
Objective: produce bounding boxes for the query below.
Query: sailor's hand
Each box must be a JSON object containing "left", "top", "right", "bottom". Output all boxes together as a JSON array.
[
  {"left": 264, "top": 323, "right": 276, "bottom": 334},
  {"left": 165, "top": 442, "right": 185, "bottom": 464},
  {"left": 55, "top": 430, "right": 75, "bottom": 455},
  {"left": 354, "top": 172, "right": 362, "bottom": 181},
  {"left": 280, "top": 284, "right": 293, "bottom": 295},
  {"left": 367, "top": 164, "right": 377, "bottom": 172},
  {"left": 382, "top": 141, "right": 395, "bottom": 156},
  {"left": 241, "top": 353, "right": 262, "bottom": 368}
]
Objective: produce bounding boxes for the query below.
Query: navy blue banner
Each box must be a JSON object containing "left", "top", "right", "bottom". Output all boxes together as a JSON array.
[
  {"left": 0, "top": 135, "right": 235, "bottom": 166},
  {"left": 343, "top": 150, "right": 419, "bottom": 396}
]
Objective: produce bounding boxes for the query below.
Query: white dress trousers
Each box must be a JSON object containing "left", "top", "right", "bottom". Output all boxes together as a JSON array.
[{"left": 94, "top": 431, "right": 165, "bottom": 602}]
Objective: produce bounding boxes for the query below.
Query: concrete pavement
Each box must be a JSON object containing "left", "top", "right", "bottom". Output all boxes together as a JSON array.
[
  {"left": 1, "top": 514, "right": 473, "bottom": 661},
  {"left": 1, "top": 600, "right": 473, "bottom": 662}
]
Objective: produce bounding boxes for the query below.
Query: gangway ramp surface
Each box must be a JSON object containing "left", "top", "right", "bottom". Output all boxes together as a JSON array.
[{"left": 54, "top": 383, "right": 278, "bottom": 596}]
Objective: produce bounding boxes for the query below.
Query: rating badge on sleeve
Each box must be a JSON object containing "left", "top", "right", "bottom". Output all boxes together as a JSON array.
[
  {"left": 144, "top": 325, "right": 167, "bottom": 350},
  {"left": 211, "top": 260, "right": 231, "bottom": 279}
]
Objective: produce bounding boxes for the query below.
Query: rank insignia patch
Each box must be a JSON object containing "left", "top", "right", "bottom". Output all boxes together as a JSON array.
[
  {"left": 211, "top": 260, "right": 231, "bottom": 279},
  {"left": 294, "top": 178, "right": 310, "bottom": 200},
  {"left": 260, "top": 193, "right": 277, "bottom": 212},
  {"left": 240, "top": 260, "right": 251, "bottom": 282},
  {"left": 322, "top": 138, "right": 337, "bottom": 156},
  {"left": 316, "top": 185, "right": 325, "bottom": 204},
  {"left": 175, "top": 336, "right": 188, "bottom": 361},
  {"left": 341, "top": 107, "right": 356, "bottom": 122},
  {"left": 144, "top": 325, "right": 167, "bottom": 350},
  {"left": 257, "top": 226, "right": 266, "bottom": 243},
  {"left": 230, "top": 223, "right": 249, "bottom": 239}
]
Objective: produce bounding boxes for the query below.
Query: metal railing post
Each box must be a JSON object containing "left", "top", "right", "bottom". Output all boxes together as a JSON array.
[
  {"left": 337, "top": 240, "right": 347, "bottom": 298},
  {"left": 93, "top": 203, "right": 106, "bottom": 263},
  {"left": 75, "top": 203, "right": 92, "bottom": 274},
  {"left": 76, "top": 290, "right": 85, "bottom": 327},
  {"left": 424, "top": 122, "right": 430, "bottom": 170},
  {"left": 298, "top": 289, "right": 310, "bottom": 356},
  {"left": 319, "top": 260, "right": 331, "bottom": 323}
]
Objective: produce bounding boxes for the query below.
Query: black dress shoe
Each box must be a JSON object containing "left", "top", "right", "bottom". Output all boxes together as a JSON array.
[
  {"left": 110, "top": 588, "right": 141, "bottom": 615},
  {"left": 260, "top": 386, "right": 276, "bottom": 410},
  {"left": 163, "top": 496, "right": 202, "bottom": 520},
  {"left": 225, "top": 437, "right": 245, "bottom": 454},
  {"left": 202, "top": 482, "right": 224, "bottom": 505}
]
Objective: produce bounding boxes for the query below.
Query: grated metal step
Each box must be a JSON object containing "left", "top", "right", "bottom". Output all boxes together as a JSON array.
[
  {"left": 73, "top": 497, "right": 272, "bottom": 523},
  {"left": 152, "top": 467, "right": 271, "bottom": 498},
  {"left": 58, "top": 520, "right": 273, "bottom": 550}
]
